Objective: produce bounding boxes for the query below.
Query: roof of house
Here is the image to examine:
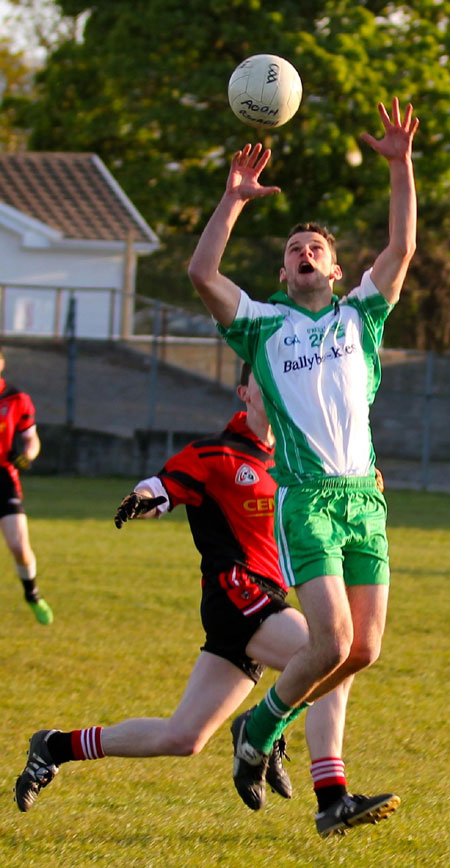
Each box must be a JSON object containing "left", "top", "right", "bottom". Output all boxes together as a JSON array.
[{"left": 0, "top": 152, "right": 158, "bottom": 245}]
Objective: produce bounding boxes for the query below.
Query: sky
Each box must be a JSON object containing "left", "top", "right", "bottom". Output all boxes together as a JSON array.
[
  {"left": 0, "top": 0, "right": 79, "bottom": 64},
  {"left": 0, "top": 1, "right": 37, "bottom": 55},
  {"left": 0, "top": 0, "right": 19, "bottom": 24},
  {"left": 0, "top": 0, "right": 11, "bottom": 23}
]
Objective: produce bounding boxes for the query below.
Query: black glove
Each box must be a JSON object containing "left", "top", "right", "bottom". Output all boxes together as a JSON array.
[
  {"left": 8, "top": 450, "right": 32, "bottom": 471},
  {"left": 114, "top": 492, "right": 167, "bottom": 529}
]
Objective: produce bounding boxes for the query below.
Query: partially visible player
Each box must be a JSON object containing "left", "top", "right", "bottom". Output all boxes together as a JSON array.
[
  {"left": 15, "top": 364, "right": 309, "bottom": 812},
  {"left": 14, "top": 366, "right": 395, "bottom": 837},
  {"left": 0, "top": 347, "right": 53, "bottom": 625}
]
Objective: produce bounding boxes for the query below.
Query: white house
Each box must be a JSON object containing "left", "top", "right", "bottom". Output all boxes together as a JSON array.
[{"left": 0, "top": 152, "right": 159, "bottom": 338}]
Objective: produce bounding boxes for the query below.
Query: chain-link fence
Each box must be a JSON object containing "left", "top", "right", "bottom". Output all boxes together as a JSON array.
[
  {"left": 373, "top": 349, "right": 450, "bottom": 491},
  {"left": 1, "top": 288, "right": 449, "bottom": 489}
]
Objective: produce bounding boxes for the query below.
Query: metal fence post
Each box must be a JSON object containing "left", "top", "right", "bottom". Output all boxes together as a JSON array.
[
  {"left": 54, "top": 288, "right": 62, "bottom": 338},
  {"left": 420, "top": 349, "right": 434, "bottom": 490},
  {"left": 147, "top": 300, "right": 161, "bottom": 430},
  {"left": 65, "top": 294, "right": 77, "bottom": 427}
]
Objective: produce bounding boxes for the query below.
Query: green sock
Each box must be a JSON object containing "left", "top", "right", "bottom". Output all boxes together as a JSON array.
[
  {"left": 286, "top": 702, "right": 308, "bottom": 725},
  {"left": 246, "top": 685, "right": 308, "bottom": 754}
]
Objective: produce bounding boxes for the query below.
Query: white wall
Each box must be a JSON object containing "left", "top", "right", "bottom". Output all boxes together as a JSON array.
[
  {"left": 0, "top": 226, "right": 124, "bottom": 287},
  {"left": 0, "top": 226, "right": 125, "bottom": 338},
  {"left": 3, "top": 287, "right": 121, "bottom": 338}
]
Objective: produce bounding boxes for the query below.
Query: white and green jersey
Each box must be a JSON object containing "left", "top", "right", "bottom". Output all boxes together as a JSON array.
[{"left": 219, "top": 269, "right": 393, "bottom": 485}]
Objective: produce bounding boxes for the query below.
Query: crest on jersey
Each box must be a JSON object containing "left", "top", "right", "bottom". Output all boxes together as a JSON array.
[{"left": 235, "top": 464, "right": 259, "bottom": 485}]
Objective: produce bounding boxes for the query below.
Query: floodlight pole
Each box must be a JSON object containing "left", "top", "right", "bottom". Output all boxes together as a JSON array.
[{"left": 65, "top": 294, "right": 77, "bottom": 428}]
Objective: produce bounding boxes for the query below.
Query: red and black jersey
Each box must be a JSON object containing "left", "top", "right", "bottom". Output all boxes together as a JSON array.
[
  {"left": 0, "top": 378, "right": 36, "bottom": 488},
  {"left": 157, "top": 411, "right": 285, "bottom": 589}
]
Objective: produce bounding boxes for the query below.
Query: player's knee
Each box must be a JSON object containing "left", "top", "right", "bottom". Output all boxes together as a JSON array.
[
  {"left": 347, "top": 639, "right": 381, "bottom": 673},
  {"left": 347, "top": 635, "right": 382, "bottom": 673},
  {"left": 309, "top": 632, "right": 352, "bottom": 680},
  {"left": 12, "top": 549, "right": 31, "bottom": 567},
  {"left": 164, "top": 725, "right": 206, "bottom": 757},
  {"left": 185, "top": 735, "right": 207, "bottom": 757},
  {"left": 326, "top": 636, "right": 352, "bottom": 672},
  {"left": 321, "top": 622, "right": 353, "bottom": 672}
]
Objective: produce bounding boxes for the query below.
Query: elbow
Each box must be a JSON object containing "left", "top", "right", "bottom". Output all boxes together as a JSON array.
[
  {"left": 27, "top": 437, "right": 40, "bottom": 462},
  {"left": 187, "top": 260, "right": 201, "bottom": 289},
  {"left": 392, "top": 240, "right": 416, "bottom": 267},
  {"left": 188, "top": 261, "right": 218, "bottom": 297},
  {"left": 404, "top": 230, "right": 417, "bottom": 259},
  {"left": 404, "top": 238, "right": 416, "bottom": 261},
  {"left": 188, "top": 259, "right": 207, "bottom": 290}
]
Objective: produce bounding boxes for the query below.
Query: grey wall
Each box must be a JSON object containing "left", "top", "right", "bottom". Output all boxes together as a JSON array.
[{"left": 34, "top": 424, "right": 204, "bottom": 479}]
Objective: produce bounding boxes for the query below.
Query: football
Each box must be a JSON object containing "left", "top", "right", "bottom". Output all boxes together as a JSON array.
[{"left": 228, "top": 54, "right": 302, "bottom": 129}]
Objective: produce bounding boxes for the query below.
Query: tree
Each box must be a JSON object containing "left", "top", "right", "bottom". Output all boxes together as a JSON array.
[
  {"left": 0, "top": 41, "right": 31, "bottom": 151},
  {"left": 3, "top": 0, "right": 450, "bottom": 347},
  {"left": 7, "top": 1, "right": 450, "bottom": 232},
  {"left": 0, "top": 0, "right": 84, "bottom": 150}
]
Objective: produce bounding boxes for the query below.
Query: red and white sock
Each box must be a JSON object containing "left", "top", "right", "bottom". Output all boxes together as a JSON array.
[
  {"left": 310, "top": 756, "right": 346, "bottom": 788},
  {"left": 71, "top": 727, "right": 104, "bottom": 761},
  {"left": 310, "top": 757, "right": 347, "bottom": 812}
]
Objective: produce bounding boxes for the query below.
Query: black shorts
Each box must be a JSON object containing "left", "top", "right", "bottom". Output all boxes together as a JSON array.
[
  {"left": 0, "top": 466, "right": 24, "bottom": 518},
  {"left": 200, "top": 565, "right": 292, "bottom": 684}
]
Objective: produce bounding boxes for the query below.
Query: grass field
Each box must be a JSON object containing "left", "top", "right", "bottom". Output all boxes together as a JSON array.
[{"left": 0, "top": 478, "right": 449, "bottom": 868}]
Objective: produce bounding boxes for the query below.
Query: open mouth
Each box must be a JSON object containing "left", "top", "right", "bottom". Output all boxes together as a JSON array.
[{"left": 298, "top": 263, "right": 314, "bottom": 274}]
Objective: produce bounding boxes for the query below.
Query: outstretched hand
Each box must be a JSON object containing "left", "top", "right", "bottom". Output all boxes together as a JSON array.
[
  {"left": 360, "top": 97, "right": 419, "bottom": 161},
  {"left": 226, "top": 143, "right": 281, "bottom": 202},
  {"left": 114, "top": 492, "right": 167, "bottom": 528}
]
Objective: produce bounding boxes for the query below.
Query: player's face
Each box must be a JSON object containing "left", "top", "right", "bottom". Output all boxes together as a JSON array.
[
  {"left": 246, "top": 372, "right": 267, "bottom": 418},
  {"left": 238, "top": 372, "right": 268, "bottom": 422},
  {"left": 280, "top": 231, "right": 341, "bottom": 298}
]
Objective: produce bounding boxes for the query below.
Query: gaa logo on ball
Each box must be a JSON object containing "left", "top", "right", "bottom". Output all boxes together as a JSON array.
[{"left": 228, "top": 54, "right": 302, "bottom": 129}]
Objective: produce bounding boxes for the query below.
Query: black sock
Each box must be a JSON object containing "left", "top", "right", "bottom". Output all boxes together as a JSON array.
[
  {"left": 47, "top": 731, "right": 75, "bottom": 765},
  {"left": 22, "top": 579, "right": 40, "bottom": 603},
  {"left": 316, "top": 784, "right": 347, "bottom": 812}
]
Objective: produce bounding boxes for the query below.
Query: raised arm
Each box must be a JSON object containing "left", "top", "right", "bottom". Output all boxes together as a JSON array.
[
  {"left": 188, "top": 143, "right": 280, "bottom": 327},
  {"left": 361, "top": 98, "right": 419, "bottom": 304}
]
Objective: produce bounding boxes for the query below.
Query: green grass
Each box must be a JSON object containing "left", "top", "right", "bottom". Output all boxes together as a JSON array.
[{"left": 0, "top": 479, "right": 449, "bottom": 868}]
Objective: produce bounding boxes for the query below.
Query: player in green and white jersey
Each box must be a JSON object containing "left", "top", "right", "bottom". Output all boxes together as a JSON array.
[
  {"left": 188, "top": 98, "right": 418, "bottom": 837},
  {"left": 220, "top": 260, "right": 389, "bottom": 483}
]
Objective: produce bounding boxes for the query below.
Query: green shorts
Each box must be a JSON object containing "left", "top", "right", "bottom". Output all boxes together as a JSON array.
[{"left": 275, "top": 477, "right": 390, "bottom": 587}]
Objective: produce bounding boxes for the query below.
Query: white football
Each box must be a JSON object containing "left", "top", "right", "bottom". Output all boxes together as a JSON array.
[{"left": 228, "top": 54, "right": 302, "bottom": 129}]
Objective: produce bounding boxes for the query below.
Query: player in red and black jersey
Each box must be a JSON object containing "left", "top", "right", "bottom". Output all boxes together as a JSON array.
[
  {"left": 15, "top": 363, "right": 311, "bottom": 813},
  {"left": 0, "top": 347, "right": 53, "bottom": 625},
  {"left": 153, "top": 382, "right": 290, "bottom": 670},
  {"left": 158, "top": 410, "right": 282, "bottom": 583}
]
